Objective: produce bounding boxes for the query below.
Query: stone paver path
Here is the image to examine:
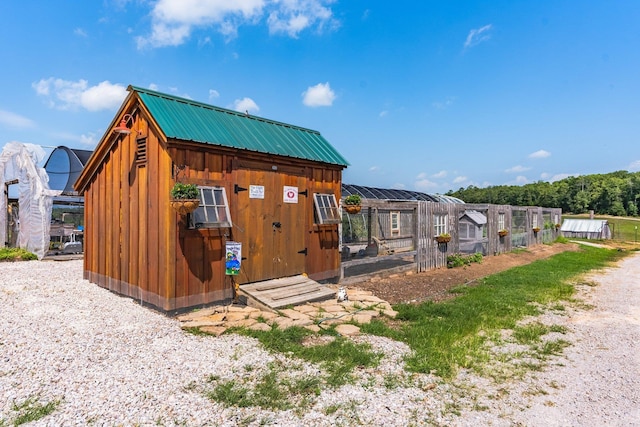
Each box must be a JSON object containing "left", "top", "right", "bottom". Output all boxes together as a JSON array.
[{"left": 177, "top": 287, "right": 398, "bottom": 336}]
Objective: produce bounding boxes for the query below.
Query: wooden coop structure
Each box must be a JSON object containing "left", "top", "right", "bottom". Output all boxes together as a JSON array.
[{"left": 75, "top": 86, "right": 349, "bottom": 312}]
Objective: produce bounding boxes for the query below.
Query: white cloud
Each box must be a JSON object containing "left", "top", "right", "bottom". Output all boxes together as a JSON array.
[
  {"left": 0, "top": 110, "right": 35, "bottom": 128},
  {"left": 302, "top": 82, "right": 336, "bottom": 107},
  {"left": 540, "top": 172, "right": 550, "bottom": 179},
  {"left": 50, "top": 130, "right": 100, "bottom": 148},
  {"left": 379, "top": 110, "right": 388, "bottom": 118},
  {"left": 231, "top": 97, "right": 259, "bottom": 114},
  {"left": 137, "top": 0, "right": 337, "bottom": 48},
  {"left": 392, "top": 182, "right": 405, "bottom": 189},
  {"left": 549, "top": 173, "right": 574, "bottom": 182},
  {"left": 453, "top": 176, "right": 467, "bottom": 184},
  {"left": 628, "top": 160, "right": 640, "bottom": 172},
  {"left": 464, "top": 24, "right": 492, "bottom": 49},
  {"left": 415, "top": 178, "right": 438, "bottom": 191},
  {"left": 515, "top": 175, "right": 529, "bottom": 184},
  {"left": 432, "top": 97, "right": 456, "bottom": 110},
  {"left": 267, "top": 0, "right": 338, "bottom": 38},
  {"left": 369, "top": 166, "right": 380, "bottom": 172},
  {"left": 79, "top": 132, "right": 99, "bottom": 147},
  {"left": 209, "top": 89, "right": 220, "bottom": 100},
  {"left": 81, "top": 81, "right": 130, "bottom": 111},
  {"left": 74, "top": 28, "right": 88, "bottom": 37},
  {"left": 529, "top": 149, "right": 551, "bottom": 159},
  {"left": 432, "top": 170, "right": 447, "bottom": 178},
  {"left": 32, "top": 79, "right": 127, "bottom": 111},
  {"left": 505, "top": 165, "right": 531, "bottom": 173},
  {"left": 149, "top": 83, "right": 159, "bottom": 91}
]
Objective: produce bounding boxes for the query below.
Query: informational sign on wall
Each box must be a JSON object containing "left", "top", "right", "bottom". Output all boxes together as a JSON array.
[
  {"left": 249, "top": 185, "right": 264, "bottom": 199},
  {"left": 225, "top": 241, "right": 241, "bottom": 275},
  {"left": 283, "top": 186, "right": 298, "bottom": 203}
]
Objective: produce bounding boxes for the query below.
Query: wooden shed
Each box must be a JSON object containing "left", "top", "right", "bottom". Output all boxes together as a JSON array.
[{"left": 75, "top": 86, "right": 349, "bottom": 312}]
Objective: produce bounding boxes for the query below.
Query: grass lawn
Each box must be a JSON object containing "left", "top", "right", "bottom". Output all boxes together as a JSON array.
[{"left": 360, "top": 245, "right": 626, "bottom": 378}]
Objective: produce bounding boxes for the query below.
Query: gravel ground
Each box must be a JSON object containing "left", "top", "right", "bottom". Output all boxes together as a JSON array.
[{"left": 1, "top": 253, "right": 638, "bottom": 426}]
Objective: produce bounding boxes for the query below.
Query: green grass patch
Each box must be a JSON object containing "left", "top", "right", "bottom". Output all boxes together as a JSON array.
[
  {"left": 7, "top": 396, "right": 60, "bottom": 425},
  {"left": 0, "top": 248, "right": 38, "bottom": 261},
  {"left": 360, "top": 246, "right": 625, "bottom": 379},
  {"left": 236, "top": 326, "right": 381, "bottom": 388},
  {"left": 207, "top": 325, "right": 382, "bottom": 411}
]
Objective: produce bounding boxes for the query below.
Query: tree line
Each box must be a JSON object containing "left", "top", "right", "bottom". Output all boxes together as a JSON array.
[{"left": 446, "top": 170, "right": 640, "bottom": 216}]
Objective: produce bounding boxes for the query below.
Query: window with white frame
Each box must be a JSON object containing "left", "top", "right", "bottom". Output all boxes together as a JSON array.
[
  {"left": 434, "top": 214, "right": 447, "bottom": 236},
  {"left": 390, "top": 211, "right": 400, "bottom": 234},
  {"left": 498, "top": 213, "right": 505, "bottom": 231},
  {"left": 314, "top": 193, "right": 341, "bottom": 224},
  {"left": 189, "top": 186, "right": 232, "bottom": 229},
  {"left": 532, "top": 213, "right": 539, "bottom": 228}
]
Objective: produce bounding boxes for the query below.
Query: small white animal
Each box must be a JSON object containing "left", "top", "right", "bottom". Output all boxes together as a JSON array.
[{"left": 337, "top": 287, "right": 348, "bottom": 302}]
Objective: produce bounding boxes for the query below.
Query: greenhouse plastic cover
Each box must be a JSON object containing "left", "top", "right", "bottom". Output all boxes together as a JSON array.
[{"left": 0, "top": 142, "right": 61, "bottom": 259}]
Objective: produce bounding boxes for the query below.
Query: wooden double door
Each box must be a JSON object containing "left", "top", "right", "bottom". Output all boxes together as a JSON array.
[{"left": 231, "top": 163, "right": 308, "bottom": 284}]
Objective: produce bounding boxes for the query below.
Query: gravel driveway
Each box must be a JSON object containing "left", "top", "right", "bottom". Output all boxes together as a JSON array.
[{"left": 1, "top": 252, "right": 639, "bottom": 426}]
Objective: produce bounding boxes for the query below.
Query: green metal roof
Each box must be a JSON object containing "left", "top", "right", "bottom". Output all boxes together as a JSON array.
[{"left": 131, "top": 86, "right": 349, "bottom": 167}]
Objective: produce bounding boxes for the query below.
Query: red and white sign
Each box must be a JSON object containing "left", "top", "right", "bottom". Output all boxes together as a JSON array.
[{"left": 283, "top": 186, "right": 298, "bottom": 203}]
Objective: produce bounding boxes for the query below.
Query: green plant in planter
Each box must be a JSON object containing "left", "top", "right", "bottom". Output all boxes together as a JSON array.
[
  {"left": 344, "top": 194, "right": 362, "bottom": 205},
  {"left": 171, "top": 182, "right": 199, "bottom": 200}
]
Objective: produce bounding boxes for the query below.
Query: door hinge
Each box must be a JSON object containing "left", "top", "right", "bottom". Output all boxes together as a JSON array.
[
  {"left": 299, "top": 190, "right": 308, "bottom": 197},
  {"left": 234, "top": 184, "right": 248, "bottom": 193},
  {"left": 297, "top": 248, "right": 308, "bottom": 255}
]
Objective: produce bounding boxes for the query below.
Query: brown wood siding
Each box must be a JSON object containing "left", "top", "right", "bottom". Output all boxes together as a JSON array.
[
  {"left": 169, "top": 146, "right": 232, "bottom": 308},
  {"left": 307, "top": 165, "right": 342, "bottom": 281}
]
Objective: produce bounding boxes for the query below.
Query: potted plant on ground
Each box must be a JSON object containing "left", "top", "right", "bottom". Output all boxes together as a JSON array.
[
  {"left": 498, "top": 229, "right": 509, "bottom": 237},
  {"left": 435, "top": 233, "right": 451, "bottom": 244},
  {"left": 343, "top": 194, "right": 362, "bottom": 214},
  {"left": 170, "top": 182, "right": 200, "bottom": 215}
]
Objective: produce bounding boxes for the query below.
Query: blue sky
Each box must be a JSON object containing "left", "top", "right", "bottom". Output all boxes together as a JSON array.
[{"left": 1, "top": 0, "right": 639, "bottom": 194}]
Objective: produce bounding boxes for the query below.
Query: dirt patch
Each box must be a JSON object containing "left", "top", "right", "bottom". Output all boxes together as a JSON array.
[{"left": 349, "top": 243, "right": 582, "bottom": 305}]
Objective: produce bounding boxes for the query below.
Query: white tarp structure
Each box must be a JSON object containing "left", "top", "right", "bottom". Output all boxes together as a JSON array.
[
  {"left": 560, "top": 219, "right": 611, "bottom": 240},
  {"left": 0, "top": 142, "right": 61, "bottom": 259}
]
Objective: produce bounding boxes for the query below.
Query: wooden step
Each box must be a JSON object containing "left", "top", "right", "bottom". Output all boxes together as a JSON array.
[{"left": 240, "top": 275, "right": 335, "bottom": 310}]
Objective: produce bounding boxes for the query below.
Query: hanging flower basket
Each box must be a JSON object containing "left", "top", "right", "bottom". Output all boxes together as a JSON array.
[
  {"left": 555, "top": 223, "right": 561, "bottom": 230},
  {"left": 170, "top": 182, "right": 200, "bottom": 215},
  {"left": 532, "top": 227, "right": 541, "bottom": 233},
  {"left": 344, "top": 205, "right": 362, "bottom": 214},
  {"left": 170, "top": 199, "right": 200, "bottom": 215},
  {"left": 498, "top": 230, "right": 509, "bottom": 237},
  {"left": 343, "top": 194, "right": 362, "bottom": 214},
  {"left": 435, "top": 234, "right": 451, "bottom": 244}
]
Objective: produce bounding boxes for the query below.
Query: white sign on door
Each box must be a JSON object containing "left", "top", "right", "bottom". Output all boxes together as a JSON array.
[
  {"left": 249, "top": 185, "right": 265, "bottom": 199},
  {"left": 283, "top": 186, "right": 298, "bottom": 203}
]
